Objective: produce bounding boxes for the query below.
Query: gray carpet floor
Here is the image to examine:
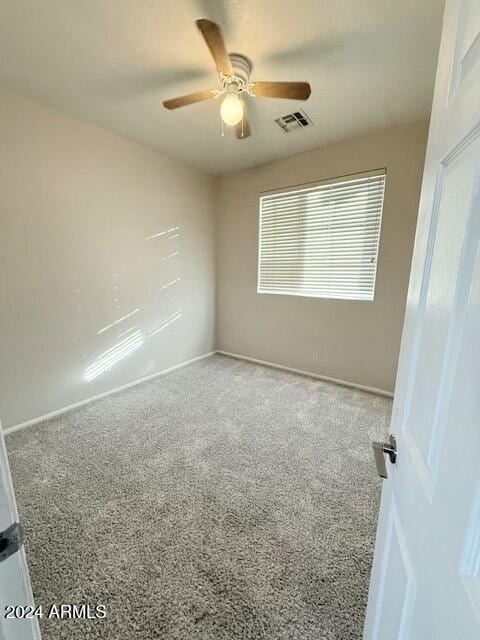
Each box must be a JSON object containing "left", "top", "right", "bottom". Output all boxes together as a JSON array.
[{"left": 6, "top": 354, "right": 391, "bottom": 640}]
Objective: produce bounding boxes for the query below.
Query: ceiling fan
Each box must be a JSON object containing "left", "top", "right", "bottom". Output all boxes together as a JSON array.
[{"left": 162, "top": 19, "right": 312, "bottom": 139}]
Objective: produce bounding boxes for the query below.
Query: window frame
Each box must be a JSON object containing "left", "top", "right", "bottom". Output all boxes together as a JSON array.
[{"left": 256, "top": 168, "right": 386, "bottom": 302}]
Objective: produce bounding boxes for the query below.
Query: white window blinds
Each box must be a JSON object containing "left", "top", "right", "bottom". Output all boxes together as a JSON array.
[{"left": 257, "top": 170, "right": 386, "bottom": 301}]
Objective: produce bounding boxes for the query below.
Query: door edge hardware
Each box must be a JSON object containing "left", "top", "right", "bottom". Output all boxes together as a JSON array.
[
  {"left": 372, "top": 435, "right": 397, "bottom": 479},
  {"left": 0, "top": 522, "right": 24, "bottom": 563}
]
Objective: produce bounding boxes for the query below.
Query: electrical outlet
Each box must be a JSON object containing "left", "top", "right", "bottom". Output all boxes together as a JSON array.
[{"left": 313, "top": 349, "right": 325, "bottom": 361}]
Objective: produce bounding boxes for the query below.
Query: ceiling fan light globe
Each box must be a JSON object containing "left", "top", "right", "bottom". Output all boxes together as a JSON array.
[{"left": 220, "top": 94, "right": 243, "bottom": 126}]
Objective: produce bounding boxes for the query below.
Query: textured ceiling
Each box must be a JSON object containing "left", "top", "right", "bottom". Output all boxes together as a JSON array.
[{"left": 0, "top": 0, "right": 444, "bottom": 174}]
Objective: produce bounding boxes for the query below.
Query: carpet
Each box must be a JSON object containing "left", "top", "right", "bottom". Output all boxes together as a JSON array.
[{"left": 6, "top": 354, "right": 391, "bottom": 639}]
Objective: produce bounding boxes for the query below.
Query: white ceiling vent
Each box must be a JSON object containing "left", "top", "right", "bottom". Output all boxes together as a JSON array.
[{"left": 275, "top": 110, "right": 312, "bottom": 133}]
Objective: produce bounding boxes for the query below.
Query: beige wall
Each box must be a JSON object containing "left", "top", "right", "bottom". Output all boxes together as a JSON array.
[
  {"left": 215, "top": 121, "right": 428, "bottom": 393},
  {"left": 0, "top": 91, "right": 215, "bottom": 428},
  {"left": 0, "top": 95, "right": 427, "bottom": 429}
]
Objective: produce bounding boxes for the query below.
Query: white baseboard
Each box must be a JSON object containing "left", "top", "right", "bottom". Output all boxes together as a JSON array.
[
  {"left": 216, "top": 350, "right": 394, "bottom": 398},
  {"left": 4, "top": 348, "right": 392, "bottom": 436},
  {"left": 3, "top": 351, "right": 216, "bottom": 436}
]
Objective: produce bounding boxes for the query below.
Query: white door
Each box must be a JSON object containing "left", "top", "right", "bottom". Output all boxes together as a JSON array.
[
  {"left": 364, "top": 1, "right": 480, "bottom": 639},
  {"left": 0, "top": 420, "right": 40, "bottom": 640}
]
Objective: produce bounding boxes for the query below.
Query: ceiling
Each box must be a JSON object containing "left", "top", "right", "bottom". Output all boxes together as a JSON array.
[{"left": 0, "top": 0, "right": 444, "bottom": 174}]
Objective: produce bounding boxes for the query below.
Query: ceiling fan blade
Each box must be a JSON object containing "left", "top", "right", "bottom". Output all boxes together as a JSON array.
[
  {"left": 235, "top": 110, "right": 251, "bottom": 139},
  {"left": 250, "top": 81, "right": 311, "bottom": 100},
  {"left": 196, "top": 19, "right": 234, "bottom": 77},
  {"left": 163, "top": 89, "right": 219, "bottom": 110}
]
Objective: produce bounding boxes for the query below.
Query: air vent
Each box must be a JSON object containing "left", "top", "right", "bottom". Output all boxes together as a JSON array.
[{"left": 275, "top": 110, "right": 312, "bottom": 133}]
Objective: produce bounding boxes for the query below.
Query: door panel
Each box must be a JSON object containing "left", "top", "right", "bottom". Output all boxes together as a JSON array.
[
  {"left": 449, "top": 0, "right": 480, "bottom": 99},
  {"left": 406, "top": 132, "right": 480, "bottom": 478},
  {"left": 371, "top": 499, "right": 415, "bottom": 640}
]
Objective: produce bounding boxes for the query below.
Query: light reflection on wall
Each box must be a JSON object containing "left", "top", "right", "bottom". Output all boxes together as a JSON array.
[
  {"left": 145, "top": 226, "right": 179, "bottom": 241},
  {"left": 117, "top": 325, "right": 138, "bottom": 339},
  {"left": 85, "top": 330, "right": 144, "bottom": 381},
  {"left": 148, "top": 310, "right": 182, "bottom": 338},
  {"left": 159, "top": 251, "right": 179, "bottom": 262},
  {"left": 96, "top": 308, "right": 140, "bottom": 335},
  {"left": 84, "top": 225, "right": 183, "bottom": 382},
  {"left": 161, "top": 278, "right": 181, "bottom": 290}
]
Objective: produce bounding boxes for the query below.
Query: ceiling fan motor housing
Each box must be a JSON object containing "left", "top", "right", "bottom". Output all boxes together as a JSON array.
[{"left": 227, "top": 53, "right": 252, "bottom": 89}]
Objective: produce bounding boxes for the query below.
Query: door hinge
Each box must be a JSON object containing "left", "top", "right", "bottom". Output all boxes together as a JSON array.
[{"left": 0, "top": 522, "right": 24, "bottom": 563}]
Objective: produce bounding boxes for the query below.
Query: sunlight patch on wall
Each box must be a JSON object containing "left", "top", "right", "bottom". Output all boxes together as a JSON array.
[
  {"left": 161, "top": 278, "right": 181, "bottom": 291},
  {"left": 159, "top": 251, "right": 180, "bottom": 262},
  {"left": 96, "top": 308, "right": 140, "bottom": 335},
  {"left": 117, "top": 325, "right": 138, "bottom": 339},
  {"left": 145, "top": 226, "right": 179, "bottom": 241},
  {"left": 85, "top": 330, "right": 144, "bottom": 381},
  {"left": 148, "top": 311, "right": 182, "bottom": 338}
]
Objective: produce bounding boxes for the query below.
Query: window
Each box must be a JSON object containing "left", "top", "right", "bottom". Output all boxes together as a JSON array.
[{"left": 257, "top": 170, "right": 386, "bottom": 301}]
